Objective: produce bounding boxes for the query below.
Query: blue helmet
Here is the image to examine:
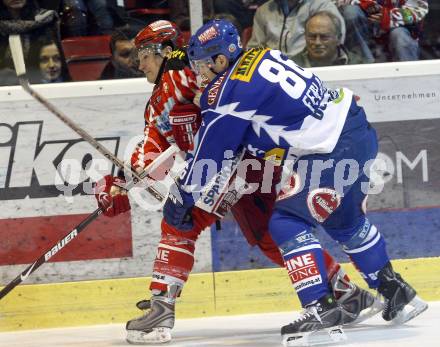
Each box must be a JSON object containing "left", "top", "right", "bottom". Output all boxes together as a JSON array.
[{"left": 188, "top": 19, "right": 242, "bottom": 62}]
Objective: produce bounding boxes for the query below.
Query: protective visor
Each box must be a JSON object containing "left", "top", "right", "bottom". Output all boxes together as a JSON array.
[{"left": 190, "top": 57, "right": 216, "bottom": 75}]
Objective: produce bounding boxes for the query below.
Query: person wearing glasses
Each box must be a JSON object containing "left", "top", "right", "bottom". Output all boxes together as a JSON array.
[{"left": 292, "top": 11, "right": 365, "bottom": 67}]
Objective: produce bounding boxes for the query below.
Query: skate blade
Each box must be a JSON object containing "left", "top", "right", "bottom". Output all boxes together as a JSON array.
[
  {"left": 347, "top": 296, "right": 384, "bottom": 326},
  {"left": 282, "top": 326, "right": 347, "bottom": 347},
  {"left": 392, "top": 295, "right": 428, "bottom": 325},
  {"left": 126, "top": 327, "right": 171, "bottom": 344}
]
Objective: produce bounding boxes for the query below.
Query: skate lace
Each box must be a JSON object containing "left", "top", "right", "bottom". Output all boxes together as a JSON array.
[
  {"left": 135, "top": 300, "right": 154, "bottom": 319},
  {"left": 295, "top": 306, "right": 322, "bottom": 324}
]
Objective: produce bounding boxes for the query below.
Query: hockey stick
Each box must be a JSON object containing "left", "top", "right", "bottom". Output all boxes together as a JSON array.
[
  {"left": 0, "top": 145, "right": 178, "bottom": 301},
  {"left": 8, "top": 35, "right": 166, "bottom": 202},
  {"left": 0, "top": 207, "right": 102, "bottom": 300}
]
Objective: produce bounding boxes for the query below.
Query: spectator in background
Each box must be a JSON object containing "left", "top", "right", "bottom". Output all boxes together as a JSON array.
[
  {"left": 168, "top": 0, "right": 254, "bottom": 35},
  {"left": 87, "top": 0, "right": 114, "bottom": 34},
  {"left": 100, "top": 28, "right": 143, "bottom": 79},
  {"left": 0, "top": 0, "right": 58, "bottom": 86},
  {"left": 39, "top": 0, "right": 115, "bottom": 37},
  {"left": 292, "top": 11, "right": 364, "bottom": 67},
  {"left": 28, "top": 35, "right": 71, "bottom": 83},
  {"left": 341, "top": 0, "right": 429, "bottom": 62},
  {"left": 247, "top": 0, "right": 346, "bottom": 59},
  {"left": 213, "top": 0, "right": 255, "bottom": 30}
]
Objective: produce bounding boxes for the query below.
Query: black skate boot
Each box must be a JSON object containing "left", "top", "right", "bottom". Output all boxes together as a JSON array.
[
  {"left": 126, "top": 286, "right": 180, "bottom": 344},
  {"left": 378, "top": 262, "right": 428, "bottom": 324},
  {"left": 331, "top": 268, "right": 383, "bottom": 324},
  {"left": 281, "top": 293, "right": 348, "bottom": 347}
]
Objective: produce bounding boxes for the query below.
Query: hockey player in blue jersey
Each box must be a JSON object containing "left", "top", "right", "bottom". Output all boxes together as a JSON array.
[{"left": 162, "top": 19, "right": 428, "bottom": 345}]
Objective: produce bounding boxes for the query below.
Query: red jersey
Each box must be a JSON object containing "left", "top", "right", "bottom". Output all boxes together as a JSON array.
[{"left": 131, "top": 50, "right": 199, "bottom": 172}]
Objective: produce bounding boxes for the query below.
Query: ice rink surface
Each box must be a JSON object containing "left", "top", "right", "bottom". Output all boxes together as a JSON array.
[{"left": 2, "top": 301, "right": 438, "bottom": 347}]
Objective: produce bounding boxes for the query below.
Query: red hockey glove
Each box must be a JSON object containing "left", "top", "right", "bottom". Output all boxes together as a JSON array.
[
  {"left": 169, "top": 103, "right": 201, "bottom": 152},
  {"left": 94, "top": 175, "right": 131, "bottom": 217},
  {"left": 358, "top": 0, "right": 381, "bottom": 15}
]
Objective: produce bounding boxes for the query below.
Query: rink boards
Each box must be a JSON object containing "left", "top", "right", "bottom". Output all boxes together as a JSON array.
[
  {"left": 1, "top": 258, "right": 439, "bottom": 331},
  {"left": 1, "top": 62, "right": 440, "bottom": 331}
]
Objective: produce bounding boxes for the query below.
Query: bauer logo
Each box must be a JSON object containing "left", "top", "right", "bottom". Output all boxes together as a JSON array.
[
  {"left": 285, "top": 252, "right": 322, "bottom": 292},
  {"left": 0, "top": 121, "right": 119, "bottom": 200},
  {"left": 44, "top": 229, "right": 78, "bottom": 261}
]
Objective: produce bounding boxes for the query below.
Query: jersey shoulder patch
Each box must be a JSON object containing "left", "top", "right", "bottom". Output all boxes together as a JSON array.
[{"left": 230, "top": 47, "right": 269, "bottom": 82}]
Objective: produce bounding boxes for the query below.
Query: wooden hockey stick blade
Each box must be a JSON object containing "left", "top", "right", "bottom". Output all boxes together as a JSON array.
[{"left": 8, "top": 35, "right": 27, "bottom": 78}]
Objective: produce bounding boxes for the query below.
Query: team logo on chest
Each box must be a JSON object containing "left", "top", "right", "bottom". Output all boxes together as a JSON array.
[{"left": 307, "top": 188, "right": 341, "bottom": 222}]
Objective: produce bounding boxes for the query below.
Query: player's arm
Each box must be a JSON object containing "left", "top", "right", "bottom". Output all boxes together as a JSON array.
[
  {"left": 94, "top": 123, "right": 172, "bottom": 218},
  {"left": 130, "top": 123, "right": 172, "bottom": 180},
  {"left": 162, "top": 66, "right": 202, "bottom": 152},
  {"left": 181, "top": 109, "right": 250, "bottom": 197},
  {"left": 163, "top": 109, "right": 250, "bottom": 230}
]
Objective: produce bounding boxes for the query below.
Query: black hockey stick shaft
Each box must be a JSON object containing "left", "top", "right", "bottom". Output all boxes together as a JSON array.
[
  {"left": 17, "top": 77, "right": 164, "bottom": 202},
  {"left": 0, "top": 208, "right": 103, "bottom": 300}
]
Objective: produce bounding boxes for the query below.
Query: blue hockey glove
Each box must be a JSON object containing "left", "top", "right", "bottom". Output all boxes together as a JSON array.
[{"left": 163, "top": 183, "right": 194, "bottom": 231}]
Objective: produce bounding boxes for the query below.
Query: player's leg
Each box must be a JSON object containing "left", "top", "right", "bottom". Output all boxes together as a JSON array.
[
  {"left": 126, "top": 207, "right": 217, "bottom": 344},
  {"left": 323, "top": 117, "right": 427, "bottom": 325},
  {"left": 324, "top": 179, "right": 428, "bottom": 325},
  {"left": 268, "top": 208, "right": 350, "bottom": 346},
  {"left": 268, "top": 109, "right": 381, "bottom": 345},
  {"left": 321, "top": 246, "right": 379, "bottom": 324},
  {"left": 232, "top": 184, "right": 350, "bottom": 299}
]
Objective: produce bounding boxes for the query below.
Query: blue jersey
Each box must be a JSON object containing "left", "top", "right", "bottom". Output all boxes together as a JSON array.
[{"left": 181, "top": 48, "right": 354, "bottom": 193}]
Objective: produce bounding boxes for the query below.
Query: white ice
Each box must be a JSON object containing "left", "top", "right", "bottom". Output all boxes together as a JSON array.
[{"left": 1, "top": 301, "right": 438, "bottom": 347}]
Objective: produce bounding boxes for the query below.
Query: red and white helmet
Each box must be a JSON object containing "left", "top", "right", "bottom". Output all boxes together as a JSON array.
[{"left": 135, "top": 20, "right": 181, "bottom": 54}]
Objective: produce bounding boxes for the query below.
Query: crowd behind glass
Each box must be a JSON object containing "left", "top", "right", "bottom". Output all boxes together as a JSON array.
[{"left": 0, "top": 0, "right": 438, "bottom": 85}]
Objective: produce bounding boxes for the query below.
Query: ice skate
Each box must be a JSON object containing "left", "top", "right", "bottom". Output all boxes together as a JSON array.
[
  {"left": 378, "top": 262, "right": 428, "bottom": 324},
  {"left": 281, "top": 294, "right": 348, "bottom": 347},
  {"left": 331, "top": 268, "right": 383, "bottom": 325},
  {"left": 126, "top": 295, "right": 175, "bottom": 344}
]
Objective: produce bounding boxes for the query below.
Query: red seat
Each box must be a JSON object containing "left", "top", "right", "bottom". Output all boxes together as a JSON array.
[
  {"left": 124, "top": 0, "right": 170, "bottom": 19},
  {"left": 61, "top": 35, "right": 111, "bottom": 81}
]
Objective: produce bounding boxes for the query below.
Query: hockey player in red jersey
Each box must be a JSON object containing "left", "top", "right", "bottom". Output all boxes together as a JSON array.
[{"left": 93, "top": 20, "right": 379, "bottom": 345}]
